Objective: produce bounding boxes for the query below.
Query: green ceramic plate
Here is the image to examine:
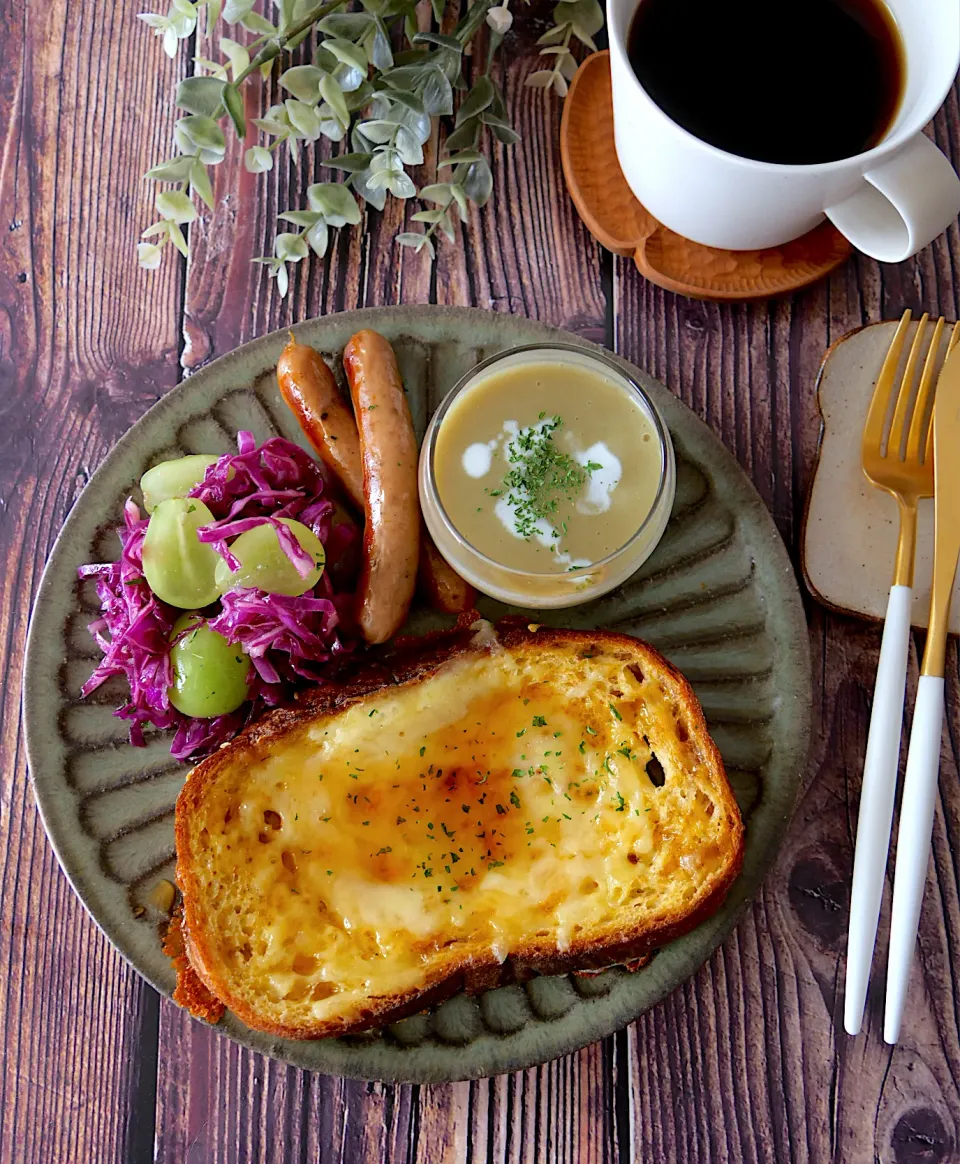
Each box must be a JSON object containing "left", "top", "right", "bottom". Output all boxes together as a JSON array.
[{"left": 23, "top": 307, "right": 810, "bottom": 1083}]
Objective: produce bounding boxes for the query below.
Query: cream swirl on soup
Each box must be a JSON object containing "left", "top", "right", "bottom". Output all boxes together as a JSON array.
[{"left": 434, "top": 361, "right": 661, "bottom": 574}]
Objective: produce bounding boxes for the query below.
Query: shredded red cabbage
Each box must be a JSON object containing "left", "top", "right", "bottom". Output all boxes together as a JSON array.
[
  {"left": 208, "top": 579, "right": 349, "bottom": 688},
  {"left": 78, "top": 499, "right": 180, "bottom": 745},
  {"left": 78, "top": 433, "right": 359, "bottom": 762},
  {"left": 190, "top": 433, "right": 335, "bottom": 574}
]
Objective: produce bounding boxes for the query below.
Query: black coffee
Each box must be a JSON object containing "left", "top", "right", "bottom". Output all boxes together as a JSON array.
[{"left": 627, "top": 0, "right": 905, "bottom": 166}]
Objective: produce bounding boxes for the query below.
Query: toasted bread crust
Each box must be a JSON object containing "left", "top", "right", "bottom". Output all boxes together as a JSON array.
[
  {"left": 163, "top": 906, "right": 225, "bottom": 1025},
  {"left": 175, "top": 621, "right": 744, "bottom": 1039}
]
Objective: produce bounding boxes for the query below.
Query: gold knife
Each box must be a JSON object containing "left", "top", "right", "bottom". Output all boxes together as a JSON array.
[{"left": 884, "top": 340, "right": 960, "bottom": 1043}]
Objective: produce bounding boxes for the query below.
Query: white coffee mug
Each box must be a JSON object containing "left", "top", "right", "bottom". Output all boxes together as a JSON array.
[{"left": 608, "top": 0, "right": 960, "bottom": 260}]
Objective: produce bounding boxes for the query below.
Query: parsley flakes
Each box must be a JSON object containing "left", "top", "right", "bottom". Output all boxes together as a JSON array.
[{"left": 499, "top": 416, "right": 597, "bottom": 539}]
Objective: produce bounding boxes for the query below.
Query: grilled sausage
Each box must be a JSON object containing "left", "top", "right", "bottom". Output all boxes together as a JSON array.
[
  {"left": 277, "top": 337, "right": 364, "bottom": 510},
  {"left": 343, "top": 330, "right": 420, "bottom": 643},
  {"left": 418, "top": 529, "right": 476, "bottom": 614},
  {"left": 279, "top": 333, "right": 475, "bottom": 622}
]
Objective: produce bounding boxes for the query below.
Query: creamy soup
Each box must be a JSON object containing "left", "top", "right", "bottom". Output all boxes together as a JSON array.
[{"left": 433, "top": 361, "right": 662, "bottom": 574}]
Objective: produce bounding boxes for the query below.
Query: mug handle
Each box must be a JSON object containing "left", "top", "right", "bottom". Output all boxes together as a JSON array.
[{"left": 825, "top": 134, "right": 960, "bottom": 263}]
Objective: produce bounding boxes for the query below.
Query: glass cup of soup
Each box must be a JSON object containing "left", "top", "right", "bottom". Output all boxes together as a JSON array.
[{"left": 419, "top": 344, "right": 676, "bottom": 608}]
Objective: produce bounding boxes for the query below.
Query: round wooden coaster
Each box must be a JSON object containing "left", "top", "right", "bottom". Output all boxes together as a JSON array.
[{"left": 560, "top": 52, "right": 853, "bottom": 302}]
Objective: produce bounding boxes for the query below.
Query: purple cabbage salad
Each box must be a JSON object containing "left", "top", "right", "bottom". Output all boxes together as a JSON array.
[{"left": 78, "top": 432, "right": 359, "bottom": 761}]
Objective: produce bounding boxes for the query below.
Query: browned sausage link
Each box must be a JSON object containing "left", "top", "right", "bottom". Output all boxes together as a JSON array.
[
  {"left": 280, "top": 336, "right": 473, "bottom": 613},
  {"left": 343, "top": 330, "right": 420, "bottom": 644},
  {"left": 276, "top": 338, "right": 364, "bottom": 510},
  {"left": 418, "top": 528, "right": 476, "bottom": 614}
]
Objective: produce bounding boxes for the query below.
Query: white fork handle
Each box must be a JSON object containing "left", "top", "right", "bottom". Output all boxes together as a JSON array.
[
  {"left": 844, "top": 585, "right": 912, "bottom": 1035},
  {"left": 884, "top": 674, "right": 946, "bottom": 1044}
]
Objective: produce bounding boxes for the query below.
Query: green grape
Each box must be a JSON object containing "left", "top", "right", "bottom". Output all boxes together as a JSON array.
[
  {"left": 168, "top": 613, "right": 251, "bottom": 718},
  {"left": 215, "top": 518, "right": 326, "bottom": 598},
  {"left": 140, "top": 455, "right": 219, "bottom": 514},
  {"left": 142, "top": 498, "right": 222, "bottom": 609}
]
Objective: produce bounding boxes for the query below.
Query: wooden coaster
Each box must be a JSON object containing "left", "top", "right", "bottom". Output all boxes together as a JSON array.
[
  {"left": 559, "top": 52, "right": 853, "bottom": 302},
  {"left": 802, "top": 319, "right": 960, "bottom": 635}
]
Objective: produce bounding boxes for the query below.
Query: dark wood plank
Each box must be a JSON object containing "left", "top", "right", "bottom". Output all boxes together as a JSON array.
[{"left": 0, "top": 0, "right": 186, "bottom": 1160}]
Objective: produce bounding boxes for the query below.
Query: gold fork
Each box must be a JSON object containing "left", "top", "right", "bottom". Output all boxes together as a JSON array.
[
  {"left": 885, "top": 327, "right": 960, "bottom": 1042},
  {"left": 844, "top": 310, "right": 960, "bottom": 1035}
]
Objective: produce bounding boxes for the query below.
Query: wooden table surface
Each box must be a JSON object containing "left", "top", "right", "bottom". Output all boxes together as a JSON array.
[{"left": 3, "top": 2, "right": 960, "bottom": 1161}]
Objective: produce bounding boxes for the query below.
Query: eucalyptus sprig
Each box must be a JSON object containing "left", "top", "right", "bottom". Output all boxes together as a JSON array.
[
  {"left": 525, "top": 0, "right": 603, "bottom": 98},
  {"left": 136, "top": 0, "right": 603, "bottom": 291}
]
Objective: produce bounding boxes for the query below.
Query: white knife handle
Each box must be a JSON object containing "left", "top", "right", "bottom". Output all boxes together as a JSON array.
[
  {"left": 844, "top": 585, "right": 912, "bottom": 1035},
  {"left": 884, "top": 674, "right": 945, "bottom": 1044}
]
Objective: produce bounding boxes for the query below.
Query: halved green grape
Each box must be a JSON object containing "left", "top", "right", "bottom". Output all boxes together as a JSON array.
[
  {"left": 168, "top": 613, "right": 252, "bottom": 718},
  {"left": 214, "top": 518, "right": 325, "bottom": 597},
  {"left": 142, "top": 498, "right": 222, "bottom": 609},
  {"left": 140, "top": 455, "right": 219, "bottom": 514}
]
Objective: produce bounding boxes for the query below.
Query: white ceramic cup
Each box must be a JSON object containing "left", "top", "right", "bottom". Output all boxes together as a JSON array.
[{"left": 608, "top": 0, "right": 960, "bottom": 260}]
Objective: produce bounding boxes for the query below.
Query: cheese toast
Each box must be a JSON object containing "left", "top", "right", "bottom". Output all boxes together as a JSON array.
[{"left": 174, "top": 622, "right": 744, "bottom": 1039}]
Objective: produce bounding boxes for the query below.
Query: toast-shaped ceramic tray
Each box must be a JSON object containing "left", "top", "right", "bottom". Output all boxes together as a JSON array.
[{"left": 803, "top": 319, "right": 960, "bottom": 634}]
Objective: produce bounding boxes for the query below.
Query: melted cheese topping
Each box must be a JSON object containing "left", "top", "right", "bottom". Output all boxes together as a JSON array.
[{"left": 194, "top": 645, "right": 729, "bottom": 1022}]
